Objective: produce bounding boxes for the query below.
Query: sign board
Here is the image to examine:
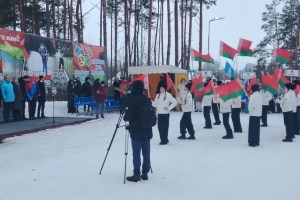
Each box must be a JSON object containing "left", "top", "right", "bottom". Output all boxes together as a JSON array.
[
  {"left": 242, "top": 72, "right": 256, "bottom": 79},
  {"left": 200, "top": 71, "right": 212, "bottom": 79},
  {"left": 285, "top": 69, "right": 300, "bottom": 77}
]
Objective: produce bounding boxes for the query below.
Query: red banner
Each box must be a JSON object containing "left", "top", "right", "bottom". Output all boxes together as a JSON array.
[{"left": 0, "top": 28, "right": 25, "bottom": 49}]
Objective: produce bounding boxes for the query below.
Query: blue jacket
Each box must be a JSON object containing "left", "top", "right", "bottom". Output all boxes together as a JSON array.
[{"left": 1, "top": 80, "right": 15, "bottom": 102}]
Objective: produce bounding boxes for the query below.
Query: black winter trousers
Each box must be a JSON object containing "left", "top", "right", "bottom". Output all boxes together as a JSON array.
[
  {"left": 248, "top": 116, "right": 260, "bottom": 146},
  {"left": 292, "top": 112, "right": 298, "bottom": 135},
  {"left": 261, "top": 105, "right": 269, "bottom": 125},
  {"left": 180, "top": 112, "right": 195, "bottom": 136},
  {"left": 21, "top": 100, "right": 26, "bottom": 119},
  {"left": 297, "top": 106, "right": 300, "bottom": 135},
  {"left": 212, "top": 103, "right": 221, "bottom": 124},
  {"left": 231, "top": 108, "right": 243, "bottom": 132},
  {"left": 28, "top": 99, "right": 37, "bottom": 119},
  {"left": 203, "top": 106, "right": 212, "bottom": 128},
  {"left": 158, "top": 114, "right": 170, "bottom": 143},
  {"left": 283, "top": 111, "right": 293, "bottom": 139},
  {"left": 37, "top": 101, "right": 45, "bottom": 116},
  {"left": 223, "top": 113, "right": 233, "bottom": 137}
]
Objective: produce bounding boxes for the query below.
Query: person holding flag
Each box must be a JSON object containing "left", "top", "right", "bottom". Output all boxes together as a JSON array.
[
  {"left": 202, "top": 78, "right": 214, "bottom": 129},
  {"left": 177, "top": 82, "right": 195, "bottom": 140},
  {"left": 260, "top": 90, "right": 273, "bottom": 127},
  {"left": 231, "top": 93, "right": 243, "bottom": 133},
  {"left": 212, "top": 80, "right": 222, "bottom": 125},
  {"left": 152, "top": 81, "right": 177, "bottom": 145}
]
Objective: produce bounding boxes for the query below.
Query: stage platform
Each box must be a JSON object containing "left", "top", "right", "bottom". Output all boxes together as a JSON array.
[{"left": 0, "top": 117, "right": 93, "bottom": 143}]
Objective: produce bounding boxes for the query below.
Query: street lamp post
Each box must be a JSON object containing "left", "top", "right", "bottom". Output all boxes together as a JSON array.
[{"left": 207, "top": 17, "right": 225, "bottom": 55}]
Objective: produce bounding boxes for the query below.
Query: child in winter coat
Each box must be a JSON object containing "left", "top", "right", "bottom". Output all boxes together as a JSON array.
[
  {"left": 93, "top": 80, "right": 108, "bottom": 119},
  {"left": 177, "top": 82, "right": 195, "bottom": 139},
  {"left": 248, "top": 84, "right": 263, "bottom": 147},
  {"left": 152, "top": 81, "right": 177, "bottom": 145}
]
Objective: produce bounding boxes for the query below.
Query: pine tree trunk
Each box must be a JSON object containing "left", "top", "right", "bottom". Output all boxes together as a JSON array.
[
  {"left": 186, "top": 0, "right": 193, "bottom": 70},
  {"left": 76, "top": 0, "right": 81, "bottom": 42},
  {"left": 183, "top": 0, "right": 188, "bottom": 69},
  {"left": 147, "top": 0, "right": 153, "bottom": 65},
  {"left": 124, "top": 1, "right": 129, "bottom": 76},
  {"left": 45, "top": 0, "right": 50, "bottom": 37},
  {"left": 198, "top": 0, "right": 203, "bottom": 71},
  {"left": 154, "top": 0, "right": 160, "bottom": 65},
  {"left": 180, "top": 0, "right": 184, "bottom": 68},
  {"left": 161, "top": 0, "right": 164, "bottom": 65},
  {"left": 174, "top": 0, "right": 179, "bottom": 67},
  {"left": 103, "top": 0, "right": 108, "bottom": 80},
  {"left": 69, "top": 0, "right": 74, "bottom": 41},
  {"left": 18, "top": 0, "right": 25, "bottom": 31},
  {"left": 100, "top": 0, "right": 103, "bottom": 46},
  {"left": 166, "top": 0, "right": 171, "bottom": 65},
  {"left": 114, "top": 0, "right": 118, "bottom": 75},
  {"left": 63, "top": 0, "right": 67, "bottom": 39},
  {"left": 52, "top": 0, "right": 56, "bottom": 38}
]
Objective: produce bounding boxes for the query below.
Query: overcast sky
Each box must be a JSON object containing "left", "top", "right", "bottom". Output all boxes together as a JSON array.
[{"left": 82, "top": 0, "right": 272, "bottom": 69}]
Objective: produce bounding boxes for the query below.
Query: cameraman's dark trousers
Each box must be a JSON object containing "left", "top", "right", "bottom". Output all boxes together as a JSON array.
[
  {"left": 131, "top": 139, "right": 151, "bottom": 176},
  {"left": 158, "top": 114, "right": 170, "bottom": 143}
]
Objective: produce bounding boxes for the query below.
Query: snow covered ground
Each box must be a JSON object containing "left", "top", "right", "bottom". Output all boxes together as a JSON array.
[{"left": 1, "top": 102, "right": 300, "bottom": 200}]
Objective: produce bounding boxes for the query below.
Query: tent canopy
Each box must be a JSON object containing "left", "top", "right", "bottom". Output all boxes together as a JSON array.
[{"left": 128, "top": 65, "right": 187, "bottom": 75}]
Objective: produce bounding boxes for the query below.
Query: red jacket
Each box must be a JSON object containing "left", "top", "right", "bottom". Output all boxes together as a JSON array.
[{"left": 94, "top": 85, "right": 108, "bottom": 103}]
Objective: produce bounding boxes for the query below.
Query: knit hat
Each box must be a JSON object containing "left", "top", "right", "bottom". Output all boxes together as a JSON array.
[
  {"left": 39, "top": 75, "right": 44, "bottom": 80},
  {"left": 251, "top": 84, "right": 259, "bottom": 93},
  {"left": 160, "top": 81, "right": 167, "bottom": 90},
  {"left": 285, "top": 83, "right": 296, "bottom": 90},
  {"left": 217, "top": 80, "right": 223, "bottom": 86},
  {"left": 131, "top": 80, "right": 144, "bottom": 95},
  {"left": 185, "top": 82, "right": 192, "bottom": 91},
  {"left": 100, "top": 80, "right": 105, "bottom": 84}
]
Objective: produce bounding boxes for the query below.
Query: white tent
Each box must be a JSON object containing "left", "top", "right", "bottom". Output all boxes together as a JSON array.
[{"left": 128, "top": 65, "right": 187, "bottom": 75}]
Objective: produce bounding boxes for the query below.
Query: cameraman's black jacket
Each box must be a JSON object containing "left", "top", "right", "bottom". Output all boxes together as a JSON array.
[{"left": 123, "top": 94, "right": 153, "bottom": 140}]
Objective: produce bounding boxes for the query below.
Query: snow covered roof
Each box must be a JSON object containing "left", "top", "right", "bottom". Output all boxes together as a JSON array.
[{"left": 128, "top": 65, "right": 187, "bottom": 75}]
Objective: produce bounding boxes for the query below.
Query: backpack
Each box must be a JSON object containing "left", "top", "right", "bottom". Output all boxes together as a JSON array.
[{"left": 139, "top": 96, "right": 157, "bottom": 129}]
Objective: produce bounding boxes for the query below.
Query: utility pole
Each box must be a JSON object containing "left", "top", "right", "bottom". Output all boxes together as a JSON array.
[{"left": 297, "top": 5, "right": 300, "bottom": 70}]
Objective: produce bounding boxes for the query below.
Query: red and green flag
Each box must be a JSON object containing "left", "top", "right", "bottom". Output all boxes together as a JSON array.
[
  {"left": 114, "top": 82, "right": 130, "bottom": 94},
  {"left": 279, "top": 72, "right": 291, "bottom": 88},
  {"left": 220, "top": 41, "right": 238, "bottom": 60},
  {"left": 214, "top": 79, "right": 244, "bottom": 102},
  {"left": 238, "top": 38, "right": 253, "bottom": 57},
  {"left": 191, "top": 48, "right": 214, "bottom": 63},
  {"left": 272, "top": 68, "right": 291, "bottom": 88},
  {"left": 274, "top": 48, "right": 293, "bottom": 63},
  {"left": 190, "top": 73, "right": 203, "bottom": 92},
  {"left": 246, "top": 77, "right": 259, "bottom": 92},
  {"left": 194, "top": 80, "right": 214, "bottom": 101},
  {"left": 261, "top": 72, "right": 279, "bottom": 95}
]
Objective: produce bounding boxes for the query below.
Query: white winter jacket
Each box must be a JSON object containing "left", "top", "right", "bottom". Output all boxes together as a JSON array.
[
  {"left": 219, "top": 98, "right": 233, "bottom": 113},
  {"left": 152, "top": 92, "right": 177, "bottom": 114},
  {"left": 248, "top": 91, "right": 263, "bottom": 117},
  {"left": 277, "top": 90, "right": 297, "bottom": 113},
  {"left": 296, "top": 93, "right": 300, "bottom": 107},
  {"left": 177, "top": 91, "right": 193, "bottom": 112},
  {"left": 212, "top": 94, "right": 219, "bottom": 104},
  {"left": 261, "top": 91, "right": 273, "bottom": 106},
  {"left": 202, "top": 94, "right": 213, "bottom": 107},
  {"left": 231, "top": 96, "right": 242, "bottom": 109}
]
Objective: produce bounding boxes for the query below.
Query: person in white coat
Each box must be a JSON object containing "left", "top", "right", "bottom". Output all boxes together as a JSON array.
[
  {"left": 260, "top": 90, "right": 273, "bottom": 127},
  {"left": 177, "top": 82, "right": 195, "bottom": 139},
  {"left": 152, "top": 82, "right": 177, "bottom": 145},
  {"left": 231, "top": 95, "right": 243, "bottom": 133},
  {"left": 202, "top": 82, "right": 213, "bottom": 129},
  {"left": 219, "top": 97, "right": 234, "bottom": 139},
  {"left": 293, "top": 80, "right": 300, "bottom": 135},
  {"left": 277, "top": 83, "right": 297, "bottom": 142},
  {"left": 248, "top": 84, "right": 263, "bottom": 147},
  {"left": 212, "top": 80, "right": 222, "bottom": 125}
]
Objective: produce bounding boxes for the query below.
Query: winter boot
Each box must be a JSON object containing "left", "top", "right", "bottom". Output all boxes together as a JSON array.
[
  {"left": 126, "top": 174, "right": 140, "bottom": 182},
  {"left": 222, "top": 135, "right": 234, "bottom": 139},
  {"left": 282, "top": 138, "right": 293, "bottom": 142},
  {"left": 177, "top": 134, "right": 186, "bottom": 139},
  {"left": 96, "top": 114, "right": 99, "bottom": 119},
  {"left": 101, "top": 114, "right": 104, "bottom": 118},
  {"left": 141, "top": 174, "right": 148, "bottom": 180},
  {"left": 187, "top": 135, "right": 195, "bottom": 140}
]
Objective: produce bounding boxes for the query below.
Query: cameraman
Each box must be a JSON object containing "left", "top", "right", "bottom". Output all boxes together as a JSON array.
[{"left": 123, "top": 80, "right": 153, "bottom": 182}]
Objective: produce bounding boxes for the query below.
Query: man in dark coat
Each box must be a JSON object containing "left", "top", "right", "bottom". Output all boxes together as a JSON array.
[
  {"left": 81, "top": 76, "right": 93, "bottom": 112},
  {"left": 67, "top": 79, "right": 76, "bottom": 113},
  {"left": 73, "top": 76, "right": 82, "bottom": 97},
  {"left": 19, "top": 75, "right": 30, "bottom": 120},
  {"left": 124, "top": 80, "right": 153, "bottom": 182},
  {"left": 12, "top": 77, "right": 22, "bottom": 121},
  {"left": 37, "top": 75, "right": 46, "bottom": 118}
]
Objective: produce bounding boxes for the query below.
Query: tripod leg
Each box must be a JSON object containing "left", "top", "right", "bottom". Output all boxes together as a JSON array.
[
  {"left": 124, "top": 126, "right": 130, "bottom": 184},
  {"left": 99, "top": 111, "right": 124, "bottom": 174}
]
